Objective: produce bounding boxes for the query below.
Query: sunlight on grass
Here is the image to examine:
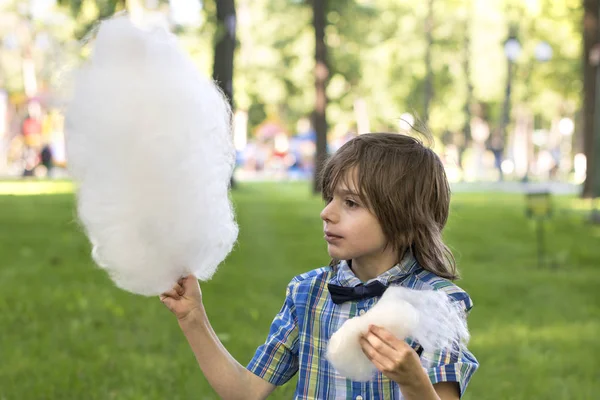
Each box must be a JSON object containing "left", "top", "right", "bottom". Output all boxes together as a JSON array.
[
  {"left": 0, "top": 180, "right": 74, "bottom": 195},
  {"left": 471, "top": 321, "right": 598, "bottom": 348},
  {"left": 567, "top": 197, "right": 597, "bottom": 211}
]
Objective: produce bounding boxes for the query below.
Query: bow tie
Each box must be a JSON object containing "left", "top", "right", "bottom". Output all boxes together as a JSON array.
[{"left": 327, "top": 280, "right": 388, "bottom": 304}]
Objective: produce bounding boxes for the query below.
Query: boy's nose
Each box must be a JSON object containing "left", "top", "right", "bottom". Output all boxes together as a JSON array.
[{"left": 320, "top": 202, "right": 337, "bottom": 223}]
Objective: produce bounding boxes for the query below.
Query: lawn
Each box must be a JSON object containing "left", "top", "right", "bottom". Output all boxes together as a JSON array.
[{"left": 0, "top": 180, "right": 599, "bottom": 399}]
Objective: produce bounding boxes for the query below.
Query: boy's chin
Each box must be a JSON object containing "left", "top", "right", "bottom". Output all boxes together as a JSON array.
[{"left": 327, "top": 249, "right": 349, "bottom": 260}]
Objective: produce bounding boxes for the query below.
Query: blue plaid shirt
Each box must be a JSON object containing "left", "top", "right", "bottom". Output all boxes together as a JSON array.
[{"left": 247, "top": 255, "right": 479, "bottom": 399}]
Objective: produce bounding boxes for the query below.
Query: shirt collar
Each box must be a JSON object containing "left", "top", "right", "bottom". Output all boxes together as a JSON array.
[{"left": 330, "top": 252, "right": 420, "bottom": 288}]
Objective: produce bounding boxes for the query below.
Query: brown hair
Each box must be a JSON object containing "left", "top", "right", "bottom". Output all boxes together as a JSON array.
[{"left": 320, "top": 132, "right": 458, "bottom": 280}]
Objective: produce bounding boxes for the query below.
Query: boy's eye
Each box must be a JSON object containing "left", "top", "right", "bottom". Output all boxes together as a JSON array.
[{"left": 344, "top": 199, "right": 358, "bottom": 208}]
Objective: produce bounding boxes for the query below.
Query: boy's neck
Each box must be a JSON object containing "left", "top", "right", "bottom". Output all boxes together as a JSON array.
[{"left": 350, "top": 251, "right": 399, "bottom": 282}]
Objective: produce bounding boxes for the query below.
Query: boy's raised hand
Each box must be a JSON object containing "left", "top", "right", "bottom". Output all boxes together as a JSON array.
[{"left": 160, "top": 275, "right": 203, "bottom": 321}]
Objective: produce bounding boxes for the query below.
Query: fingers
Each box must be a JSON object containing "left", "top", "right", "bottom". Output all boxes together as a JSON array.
[
  {"left": 359, "top": 335, "right": 392, "bottom": 372},
  {"left": 360, "top": 325, "right": 419, "bottom": 377},
  {"left": 368, "top": 325, "right": 403, "bottom": 349},
  {"left": 179, "top": 275, "right": 197, "bottom": 290},
  {"left": 359, "top": 335, "right": 375, "bottom": 358},
  {"left": 180, "top": 275, "right": 202, "bottom": 297},
  {"left": 161, "top": 288, "right": 180, "bottom": 300},
  {"left": 159, "top": 294, "right": 172, "bottom": 306},
  {"left": 360, "top": 326, "right": 406, "bottom": 363},
  {"left": 161, "top": 283, "right": 185, "bottom": 300},
  {"left": 361, "top": 327, "right": 395, "bottom": 357},
  {"left": 360, "top": 339, "right": 387, "bottom": 370}
]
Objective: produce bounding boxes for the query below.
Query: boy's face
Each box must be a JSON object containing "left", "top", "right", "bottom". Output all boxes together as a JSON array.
[{"left": 320, "top": 171, "right": 396, "bottom": 271}]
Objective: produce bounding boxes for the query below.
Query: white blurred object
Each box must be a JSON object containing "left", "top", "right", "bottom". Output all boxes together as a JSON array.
[
  {"left": 501, "top": 159, "right": 515, "bottom": 175},
  {"left": 558, "top": 118, "right": 574, "bottom": 136},
  {"left": 65, "top": 16, "right": 238, "bottom": 296},
  {"left": 274, "top": 133, "right": 289, "bottom": 153},
  {"left": 398, "top": 113, "right": 414, "bottom": 133},
  {"left": 504, "top": 37, "right": 521, "bottom": 62},
  {"left": 326, "top": 286, "right": 470, "bottom": 381},
  {"left": 354, "top": 97, "right": 370, "bottom": 135},
  {"left": 574, "top": 153, "right": 587, "bottom": 184},
  {"left": 534, "top": 41, "right": 553, "bottom": 62},
  {"left": 0, "top": 89, "right": 6, "bottom": 138},
  {"left": 170, "top": 0, "right": 202, "bottom": 27},
  {"left": 233, "top": 110, "right": 248, "bottom": 151}
]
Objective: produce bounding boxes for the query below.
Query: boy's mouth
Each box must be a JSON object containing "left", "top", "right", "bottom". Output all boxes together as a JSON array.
[{"left": 324, "top": 231, "right": 343, "bottom": 242}]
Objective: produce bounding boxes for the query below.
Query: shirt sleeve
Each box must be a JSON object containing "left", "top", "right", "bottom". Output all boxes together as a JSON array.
[
  {"left": 422, "top": 291, "right": 479, "bottom": 397},
  {"left": 246, "top": 281, "right": 300, "bottom": 386}
]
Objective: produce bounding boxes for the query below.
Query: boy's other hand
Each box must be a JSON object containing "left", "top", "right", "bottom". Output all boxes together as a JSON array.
[
  {"left": 359, "top": 325, "right": 423, "bottom": 386},
  {"left": 160, "top": 275, "right": 203, "bottom": 322}
]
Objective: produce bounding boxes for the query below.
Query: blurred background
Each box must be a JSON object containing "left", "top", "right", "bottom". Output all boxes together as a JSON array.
[
  {"left": 0, "top": 0, "right": 592, "bottom": 191},
  {"left": 0, "top": 0, "right": 599, "bottom": 399}
]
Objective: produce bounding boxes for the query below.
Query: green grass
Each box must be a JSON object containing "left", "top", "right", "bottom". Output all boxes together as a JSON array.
[{"left": 0, "top": 181, "right": 599, "bottom": 399}]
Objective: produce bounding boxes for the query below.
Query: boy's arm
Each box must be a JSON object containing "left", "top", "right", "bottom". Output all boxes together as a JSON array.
[
  {"left": 433, "top": 382, "right": 460, "bottom": 399},
  {"left": 178, "top": 307, "right": 276, "bottom": 400},
  {"left": 161, "top": 276, "right": 275, "bottom": 400}
]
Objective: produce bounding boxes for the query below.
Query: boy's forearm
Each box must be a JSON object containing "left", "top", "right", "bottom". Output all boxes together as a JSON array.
[
  {"left": 178, "top": 307, "right": 261, "bottom": 400},
  {"left": 397, "top": 369, "right": 441, "bottom": 400}
]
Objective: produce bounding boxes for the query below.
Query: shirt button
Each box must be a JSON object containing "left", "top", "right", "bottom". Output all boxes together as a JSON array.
[
  {"left": 356, "top": 396, "right": 364, "bottom": 400},
  {"left": 358, "top": 309, "right": 366, "bottom": 316}
]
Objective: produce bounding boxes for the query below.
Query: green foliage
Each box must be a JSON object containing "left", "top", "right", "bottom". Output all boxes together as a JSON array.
[
  {"left": 9, "top": 0, "right": 582, "bottom": 137},
  {"left": 57, "top": 0, "right": 126, "bottom": 39},
  {"left": 0, "top": 1, "right": 80, "bottom": 94},
  {"left": 235, "top": 0, "right": 313, "bottom": 132},
  {"left": 0, "top": 181, "right": 599, "bottom": 399},
  {"left": 233, "top": 0, "right": 581, "bottom": 138}
]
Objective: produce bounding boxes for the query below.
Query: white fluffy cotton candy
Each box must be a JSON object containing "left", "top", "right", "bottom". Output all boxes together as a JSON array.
[
  {"left": 326, "top": 286, "right": 470, "bottom": 381},
  {"left": 65, "top": 16, "right": 238, "bottom": 296}
]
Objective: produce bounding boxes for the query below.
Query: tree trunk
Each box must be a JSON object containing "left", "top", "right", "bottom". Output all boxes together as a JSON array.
[
  {"left": 423, "top": 0, "right": 434, "bottom": 124},
  {"left": 583, "top": 0, "right": 599, "bottom": 198},
  {"left": 459, "top": 0, "right": 473, "bottom": 171},
  {"left": 311, "top": 0, "right": 329, "bottom": 194},
  {"left": 213, "top": 0, "right": 236, "bottom": 109},
  {"left": 213, "top": 0, "right": 237, "bottom": 188}
]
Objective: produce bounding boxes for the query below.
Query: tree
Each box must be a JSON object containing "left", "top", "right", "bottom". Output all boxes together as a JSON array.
[
  {"left": 424, "top": 0, "right": 435, "bottom": 124},
  {"left": 583, "top": 0, "right": 600, "bottom": 198},
  {"left": 213, "top": 0, "right": 236, "bottom": 109},
  {"left": 311, "top": 0, "right": 328, "bottom": 193},
  {"left": 212, "top": 0, "right": 237, "bottom": 188},
  {"left": 57, "top": 0, "right": 126, "bottom": 39},
  {"left": 458, "top": 0, "right": 473, "bottom": 169}
]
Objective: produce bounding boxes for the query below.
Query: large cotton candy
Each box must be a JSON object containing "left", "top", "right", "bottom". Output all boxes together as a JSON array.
[
  {"left": 326, "top": 286, "right": 470, "bottom": 381},
  {"left": 65, "top": 16, "right": 238, "bottom": 296}
]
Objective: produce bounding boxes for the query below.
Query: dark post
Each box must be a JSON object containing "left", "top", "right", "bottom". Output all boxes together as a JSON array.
[
  {"left": 213, "top": 0, "right": 237, "bottom": 188},
  {"left": 213, "top": 0, "right": 236, "bottom": 107},
  {"left": 500, "top": 35, "right": 517, "bottom": 166},
  {"left": 525, "top": 191, "right": 552, "bottom": 268},
  {"left": 311, "top": 0, "right": 329, "bottom": 194},
  {"left": 423, "top": 0, "right": 434, "bottom": 124},
  {"left": 536, "top": 219, "right": 545, "bottom": 268},
  {"left": 583, "top": 0, "right": 600, "bottom": 198}
]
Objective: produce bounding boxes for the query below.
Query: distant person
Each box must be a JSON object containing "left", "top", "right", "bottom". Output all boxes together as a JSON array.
[
  {"left": 161, "top": 133, "right": 479, "bottom": 399},
  {"left": 21, "top": 146, "right": 38, "bottom": 177},
  {"left": 489, "top": 130, "right": 504, "bottom": 182},
  {"left": 40, "top": 145, "right": 53, "bottom": 177}
]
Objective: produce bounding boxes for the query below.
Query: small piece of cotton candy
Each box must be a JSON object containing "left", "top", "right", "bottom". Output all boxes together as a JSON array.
[
  {"left": 65, "top": 16, "right": 238, "bottom": 296},
  {"left": 326, "top": 293, "right": 418, "bottom": 381},
  {"left": 326, "top": 286, "right": 470, "bottom": 381}
]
